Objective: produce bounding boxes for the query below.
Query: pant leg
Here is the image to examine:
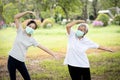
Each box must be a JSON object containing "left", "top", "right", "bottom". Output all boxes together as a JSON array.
[
  {"left": 17, "top": 62, "right": 31, "bottom": 80},
  {"left": 68, "top": 65, "right": 82, "bottom": 80},
  {"left": 82, "top": 68, "right": 91, "bottom": 80},
  {"left": 7, "top": 56, "right": 16, "bottom": 80}
]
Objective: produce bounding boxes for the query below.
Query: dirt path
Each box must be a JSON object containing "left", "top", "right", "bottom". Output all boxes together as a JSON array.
[
  {"left": 0, "top": 53, "right": 65, "bottom": 80},
  {"left": 0, "top": 46, "right": 119, "bottom": 80}
]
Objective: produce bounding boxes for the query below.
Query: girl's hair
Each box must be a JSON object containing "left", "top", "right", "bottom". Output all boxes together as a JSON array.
[{"left": 27, "top": 20, "right": 37, "bottom": 29}]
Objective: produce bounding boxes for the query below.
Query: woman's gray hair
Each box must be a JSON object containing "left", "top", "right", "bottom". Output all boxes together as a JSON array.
[{"left": 78, "top": 23, "right": 89, "bottom": 34}]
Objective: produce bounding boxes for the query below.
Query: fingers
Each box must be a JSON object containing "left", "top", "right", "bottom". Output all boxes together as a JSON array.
[
  {"left": 53, "top": 54, "right": 60, "bottom": 60},
  {"left": 109, "top": 50, "right": 115, "bottom": 53}
]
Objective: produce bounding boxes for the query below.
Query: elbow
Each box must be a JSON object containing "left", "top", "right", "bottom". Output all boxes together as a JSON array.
[
  {"left": 14, "top": 14, "right": 19, "bottom": 20},
  {"left": 14, "top": 15, "right": 17, "bottom": 20}
]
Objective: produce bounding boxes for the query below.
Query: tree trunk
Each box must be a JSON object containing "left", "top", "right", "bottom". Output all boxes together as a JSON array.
[
  {"left": 81, "top": 0, "right": 88, "bottom": 21},
  {"left": 62, "top": 7, "right": 68, "bottom": 20},
  {"left": 92, "top": 0, "right": 98, "bottom": 19}
]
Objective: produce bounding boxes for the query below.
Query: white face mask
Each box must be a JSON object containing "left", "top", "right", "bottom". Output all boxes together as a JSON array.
[
  {"left": 75, "top": 30, "right": 84, "bottom": 37},
  {"left": 25, "top": 26, "right": 34, "bottom": 35}
]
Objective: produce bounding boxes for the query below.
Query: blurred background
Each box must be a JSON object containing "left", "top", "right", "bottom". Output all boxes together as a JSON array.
[{"left": 0, "top": 0, "right": 120, "bottom": 80}]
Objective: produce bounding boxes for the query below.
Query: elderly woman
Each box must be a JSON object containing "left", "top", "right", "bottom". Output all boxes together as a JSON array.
[
  {"left": 64, "top": 20, "right": 113, "bottom": 80},
  {"left": 7, "top": 11, "right": 57, "bottom": 80}
]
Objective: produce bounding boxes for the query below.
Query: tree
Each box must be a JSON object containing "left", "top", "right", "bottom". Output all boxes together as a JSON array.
[
  {"left": 55, "top": 0, "right": 82, "bottom": 20},
  {"left": 0, "top": 0, "right": 4, "bottom": 21},
  {"left": 100, "top": 0, "right": 120, "bottom": 9},
  {"left": 2, "top": 3, "right": 19, "bottom": 24}
]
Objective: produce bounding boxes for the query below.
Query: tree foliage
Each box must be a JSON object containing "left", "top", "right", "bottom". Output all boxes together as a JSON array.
[
  {"left": 100, "top": 0, "right": 120, "bottom": 9},
  {"left": 0, "top": 0, "right": 120, "bottom": 24},
  {"left": 0, "top": 0, "right": 4, "bottom": 21},
  {"left": 2, "top": 3, "right": 19, "bottom": 23},
  {"left": 56, "top": 0, "right": 82, "bottom": 19}
]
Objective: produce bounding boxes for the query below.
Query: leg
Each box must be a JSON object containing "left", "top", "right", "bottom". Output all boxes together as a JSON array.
[
  {"left": 68, "top": 65, "right": 82, "bottom": 80},
  {"left": 17, "top": 62, "right": 31, "bottom": 80},
  {"left": 7, "top": 56, "right": 16, "bottom": 80},
  {"left": 82, "top": 68, "right": 91, "bottom": 80}
]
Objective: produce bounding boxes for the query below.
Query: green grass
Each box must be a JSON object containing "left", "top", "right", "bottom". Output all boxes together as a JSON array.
[
  {"left": 36, "top": 60, "right": 70, "bottom": 80},
  {"left": 89, "top": 51, "right": 120, "bottom": 80},
  {"left": 0, "top": 24, "right": 120, "bottom": 56},
  {"left": 0, "top": 24, "right": 120, "bottom": 80},
  {"left": 87, "top": 25, "right": 120, "bottom": 46},
  {"left": 29, "top": 52, "right": 120, "bottom": 80}
]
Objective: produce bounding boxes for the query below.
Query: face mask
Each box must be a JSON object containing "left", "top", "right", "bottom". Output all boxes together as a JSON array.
[
  {"left": 25, "top": 26, "right": 34, "bottom": 35},
  {"left": 75, "top": 30, "right": 84, "bottom": 37}
]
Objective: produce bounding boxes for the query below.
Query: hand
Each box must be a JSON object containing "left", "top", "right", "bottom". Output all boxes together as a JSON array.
[
  {"left": 27, "top": 11, "right": 36, "bottom": 17},
  {"left": 108, "top": 49, "right": 115, "bottom": 53},
  {"left": 53, "top": 54, "right": 60, "bottom": 60}
]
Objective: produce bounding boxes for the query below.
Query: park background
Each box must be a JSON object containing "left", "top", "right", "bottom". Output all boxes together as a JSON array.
[{"left": 0, "top": 0, "right": 120, "bottom": 80}]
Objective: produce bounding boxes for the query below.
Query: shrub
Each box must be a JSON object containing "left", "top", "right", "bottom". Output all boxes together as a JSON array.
[
  {"left": 61, "top": 19, "right": 67, "bottom": 25},
  {"left": 113, "top": 14, "right": 120, "bottom": 25},
  {"left": 92, "top": 20, "right": 104, "bottom": 27},
  {"left": 41, "top": 18, "right": 55, "bottom": 28},
  {"left": 96, "top": 14, "right": 109, "bottom": 26}
]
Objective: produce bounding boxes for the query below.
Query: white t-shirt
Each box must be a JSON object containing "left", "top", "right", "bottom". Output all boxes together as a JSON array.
[
  {"left": 64, "top": 29, "right": 99, "bottom": 68},
  {"left": 9, "top": 25, "right": 39, "bottom": 62}
]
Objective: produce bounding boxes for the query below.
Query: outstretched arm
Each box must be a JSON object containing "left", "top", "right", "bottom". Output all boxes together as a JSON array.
[
  {"left": 98, "top": 46, "right": 114, "bottom": 52},
  {"left": 66, "top": 20, "right": 85, "bottom": 35},
  {"left": 37, "top": 44, "right": 57, "bottom": 59},
  {"left": 14, "top": 11, "right": 36, "bottom": 29}
]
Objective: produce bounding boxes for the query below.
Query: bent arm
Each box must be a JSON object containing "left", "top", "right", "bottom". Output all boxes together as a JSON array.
[
  {"left": 98, "top": 46, "right": 113, "bottom": 52},
  {"left": 37, "top": 44, "right": 56, "bottom": 58},
  {"left": 66, "top": 20, "right": 85, "bottom": 35},
  {"left": 14, "top": 11, "right": 36, "bottom": 29}
]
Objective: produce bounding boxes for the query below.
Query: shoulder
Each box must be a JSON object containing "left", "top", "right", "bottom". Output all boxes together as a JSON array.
[
  {"left": 68, "top": 29, "right": 75, "bottom": 35},
  {"left": 30, "top": 37, "right": 39, "bottom": 47},
  {"left": 82, "top": 37, "right": 89, "bottom": 41},
  {"left": 67, "top": 29, "right": 76, "bottom": 39},
  {"left": 17, "top": 23, "right": 23, "bottom": 33},
  {"left": 81, "top": 37, "right": 93, "bottom": 43},
  {"left": 30, "top": 37, "right": 37, "bottom": 42}
]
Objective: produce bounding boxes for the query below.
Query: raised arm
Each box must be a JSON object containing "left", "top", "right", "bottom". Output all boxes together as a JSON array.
[
  {"left": 98, "top": 46, "right": 114, "bottom": 52},
  {"left": 66, "top": 20, "right": 85, "bottom": 34},
  {"left": 37, "top": 44, "right": 57, "bottom": 59},
  {"left": 14, "top": 11, "right": 36, "bottom": 29}
]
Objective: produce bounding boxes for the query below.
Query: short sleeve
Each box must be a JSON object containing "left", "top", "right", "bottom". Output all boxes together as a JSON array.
[
  {"left": 84, "top": 38, "right": 99, "bottom": 49},
  {"left": 31, "top": 38, "right": 39, "bottom": 47},
  {"left": 67, "top": 29, "right": 75, "bottom": 38}
]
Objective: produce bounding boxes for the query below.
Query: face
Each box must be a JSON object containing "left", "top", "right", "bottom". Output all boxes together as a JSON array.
[
  {"left": 28, "top": 23, "right": 36, "bottom": 30},
  {"left": 77, "top": 26, "right": 87, "bottom": 34}
]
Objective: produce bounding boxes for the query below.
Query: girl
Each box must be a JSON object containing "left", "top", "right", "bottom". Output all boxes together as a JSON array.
[
  {"left": 64, "top": 20, "right": 113, "bottom": 80},
  {"left": 7, "top": 11, "right": 57, "bottom": 80}
]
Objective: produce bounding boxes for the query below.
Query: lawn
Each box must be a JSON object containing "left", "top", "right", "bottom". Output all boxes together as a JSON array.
[{"left": 0, "top": 24, "right": 120, "bottom": 80}]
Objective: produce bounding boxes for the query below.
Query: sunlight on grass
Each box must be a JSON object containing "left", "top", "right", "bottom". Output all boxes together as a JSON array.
[
  {"left": 0, "top": 24, "right": 120, "bottom": 80},
  {"left": 89, "top": 51, "right": 120, "bottom": 80},
  {"left": 1, "top": 24, "right": 119, "bottom": 56},
  {"left": 38, "top": 59, "right": 70, "bottom": 80}
]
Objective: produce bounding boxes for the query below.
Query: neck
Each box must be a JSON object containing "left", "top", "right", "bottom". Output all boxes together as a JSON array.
[
  {"left": 24, "top": 30, "right": 31, "bottom": 37},
  {"left": 77, "top": 36, "right": 83, "bottom": 40},
  {"left": 27, "top": 34, "right": 31, "bottom": 37},
  {"left": 78, "top": 37, "right": 82, "bottom": 39}
]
